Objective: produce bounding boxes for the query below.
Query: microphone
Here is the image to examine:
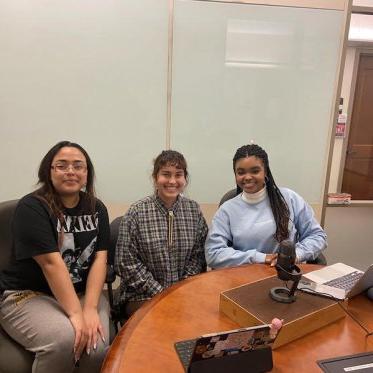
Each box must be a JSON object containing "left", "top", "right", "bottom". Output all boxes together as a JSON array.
[
  {"left": 276, "top": 240, "right": 296, "bottom": 281},
  {"left": 269, "top": 240, "right": 302, "bottom": 303}
]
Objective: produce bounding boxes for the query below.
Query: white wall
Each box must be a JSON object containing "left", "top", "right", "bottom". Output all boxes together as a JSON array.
[{"left": 324, "top": 205, "right": 373, "bottom": 270}]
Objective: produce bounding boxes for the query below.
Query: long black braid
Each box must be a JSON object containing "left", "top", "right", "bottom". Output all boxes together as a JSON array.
[{"left": 233, "top": 144, "right": 290, "bottom": 242}]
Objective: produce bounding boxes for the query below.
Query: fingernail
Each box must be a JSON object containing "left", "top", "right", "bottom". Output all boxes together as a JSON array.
[
  {"left": 87, "top": 348, "right": 90, "bottom": 355},
  {"left": 94, "top": 343, "right": 97, "bottom": 350},
  {"left": 102, "top": 336, "right": 106, "bottom": 343}
]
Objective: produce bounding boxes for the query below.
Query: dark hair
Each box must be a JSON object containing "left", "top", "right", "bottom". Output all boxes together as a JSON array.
[
  {"left": 233, "top": 144, "right": 290, "bottom": 242},
  {"left": 34, "top": 141, "right": 96, "bottom": 219},
  {"left": 152, "top": 150, "right": 189, "bottom": 183}
]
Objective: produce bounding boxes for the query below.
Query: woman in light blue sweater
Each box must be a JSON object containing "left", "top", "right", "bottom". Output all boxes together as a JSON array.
[{"left": 205, "top": 144, "right": 327, "bottom": 269}]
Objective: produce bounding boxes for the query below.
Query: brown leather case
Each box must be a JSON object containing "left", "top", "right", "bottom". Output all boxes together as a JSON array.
[{"left": 220, "top": 276, "right": 345, "bottom": 348}]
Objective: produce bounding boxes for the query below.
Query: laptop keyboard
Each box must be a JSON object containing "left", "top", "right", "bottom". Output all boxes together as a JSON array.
[
  {"left": 324, "top": 271, "right": 363, "bottom": 290},
  {"left": 174, "top": 339, "right": 196, "bottom": 371}
]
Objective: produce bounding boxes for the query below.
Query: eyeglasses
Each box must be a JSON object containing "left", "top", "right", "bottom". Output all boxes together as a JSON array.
[{"left": 51, "top": 162, "right": 87, "bottom": 173}]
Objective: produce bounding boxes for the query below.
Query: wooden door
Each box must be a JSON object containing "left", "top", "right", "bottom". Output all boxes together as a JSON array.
[{"left": 342, "top": 54, "right": 373, "bottom": 200}]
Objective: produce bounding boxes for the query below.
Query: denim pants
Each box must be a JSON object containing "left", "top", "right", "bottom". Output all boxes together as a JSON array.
[{"left": 0, "top": 290, "right": 110, "bottom": 373}]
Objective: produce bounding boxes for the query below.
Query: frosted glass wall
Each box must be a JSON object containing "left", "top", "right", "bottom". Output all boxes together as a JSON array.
[
  {"left": 0, "top": 0, "right": 346, "bottom": 207},
  {"left": 171, "top": 1, "right": 344, "bottom": 204}
]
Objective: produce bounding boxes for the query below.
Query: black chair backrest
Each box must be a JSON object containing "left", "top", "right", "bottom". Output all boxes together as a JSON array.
[
  {"left": 108, "top": 216, "right": 122, "bottom": 266},
  {"left": 219, "top": 189, "right": 238, "bottom": 207},
  {"left": 0, "top": 200, "right": 19, "bottom": 271}
]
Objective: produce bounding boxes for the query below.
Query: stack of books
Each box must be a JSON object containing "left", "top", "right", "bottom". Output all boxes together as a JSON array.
[{"left": 327, "top": 193, "right": 351, "bottom": 205}]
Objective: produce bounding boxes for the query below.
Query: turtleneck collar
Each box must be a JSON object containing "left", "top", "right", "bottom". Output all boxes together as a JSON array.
[{"left": 241, "top": 186, "right": 267, "bottom": 204}]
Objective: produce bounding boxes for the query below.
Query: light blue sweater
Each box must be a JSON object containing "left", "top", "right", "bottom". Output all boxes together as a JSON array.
[{"left": 205, "top": 188, "right": 327, "bottom": 268}]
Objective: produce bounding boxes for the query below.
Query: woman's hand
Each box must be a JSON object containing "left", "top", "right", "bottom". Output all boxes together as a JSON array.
[
  {"left": 82, "top": 250, "right": 107, "bottom": 354},
  {"left": 69, "top": 312, "right": 89, "bottom": 363},
  {"left": 33, "top": 253, "right": 89, "bottom": 363},
  {"left": 83, "top": 306, "right": 105, "bottom": 354},
  {"left": 265, "top": 253, "right": 278, "bottom": 266}
]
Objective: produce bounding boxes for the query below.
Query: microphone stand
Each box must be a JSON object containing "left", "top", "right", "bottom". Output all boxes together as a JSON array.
[{"left": 269, "top": 265, "right": 302, "bottom": 303}]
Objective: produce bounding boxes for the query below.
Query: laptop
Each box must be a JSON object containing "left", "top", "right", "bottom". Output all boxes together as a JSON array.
[
  {"left": 298, "top": 263, "right": 373, "bottom": 300},
  {"left": 174, "top": 324, "right": 277, "bottom": 373},
  {"left": 317, "top": 351, "right": 373, "bottom": 373}
]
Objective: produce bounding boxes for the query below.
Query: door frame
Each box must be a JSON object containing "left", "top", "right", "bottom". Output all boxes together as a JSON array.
[{"left": 337, "top": 46, "right": 373, "bottom": 198}]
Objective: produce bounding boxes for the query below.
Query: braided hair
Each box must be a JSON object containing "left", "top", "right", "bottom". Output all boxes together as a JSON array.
[{"left": 233, "top": 144, "right": 290, "bottom": 242}]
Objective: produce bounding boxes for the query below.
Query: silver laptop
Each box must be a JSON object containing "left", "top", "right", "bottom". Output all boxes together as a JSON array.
[{"left": 298, "top": 263, "right": 373, "bottom": 300}]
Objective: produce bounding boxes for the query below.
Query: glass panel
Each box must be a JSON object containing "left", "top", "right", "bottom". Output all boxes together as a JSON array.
[
  {"left": 171, "top": 1, "right": 344, "bottom": 205},
  {"left": 0, "top": 0, "right": 169, "bottom": 203}
]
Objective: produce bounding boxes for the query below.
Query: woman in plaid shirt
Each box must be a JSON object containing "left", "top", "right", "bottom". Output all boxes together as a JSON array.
[{"left": 115, "top": 150, "right": 208, "bottom": 317}]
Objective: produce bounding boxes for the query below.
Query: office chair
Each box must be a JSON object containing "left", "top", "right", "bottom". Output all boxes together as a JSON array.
[
  {"left": 219, "top": 188, "right": 238, "bottom": 207},
  {"left": 218, "top": 189, "right": 327, "bottom": 266},
  {"left": 0, "top": 199, "right": 119, "bottom": 372},
  {"left": 0, "top": 199, "right": 34, "bottom": 373},
  {"left": 107, "top": 215, "right": 124, "bottom": 332}
]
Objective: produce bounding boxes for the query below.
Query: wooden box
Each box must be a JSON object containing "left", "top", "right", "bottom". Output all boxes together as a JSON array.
[{"left": 220, "top": 276, "right": 345, "bottom": 348}]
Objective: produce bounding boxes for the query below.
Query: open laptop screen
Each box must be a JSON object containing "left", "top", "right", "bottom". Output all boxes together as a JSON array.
[{"left": 300, "top": 263, "right": 373, "bottom": 300}]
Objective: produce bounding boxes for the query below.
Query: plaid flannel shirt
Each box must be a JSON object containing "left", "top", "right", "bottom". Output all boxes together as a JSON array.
[{"left": 115, "top": 194, "right": 208, "bottom": 302}]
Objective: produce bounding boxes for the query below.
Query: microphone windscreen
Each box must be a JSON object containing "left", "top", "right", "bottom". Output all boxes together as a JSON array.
[
  {"left": 279, "top": 240, "right": 295, "bottom": 256},
  {"left": 277, "top": 240, "right": 296, "bottom": 272}
]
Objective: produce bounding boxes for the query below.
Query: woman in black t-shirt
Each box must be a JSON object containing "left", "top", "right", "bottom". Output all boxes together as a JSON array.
[{"left": 0, "top": 141, "right": 110, "bottom": 372}]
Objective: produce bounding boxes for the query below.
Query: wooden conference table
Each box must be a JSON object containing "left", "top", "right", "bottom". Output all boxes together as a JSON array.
[{"left": 102, "top": 264, "right": 373, "bottom": 373}]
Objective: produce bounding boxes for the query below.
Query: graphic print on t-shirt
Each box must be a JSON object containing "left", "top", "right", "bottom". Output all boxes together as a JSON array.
[{"left": 57, "top": 213, "right": 98, "bottom": 284}]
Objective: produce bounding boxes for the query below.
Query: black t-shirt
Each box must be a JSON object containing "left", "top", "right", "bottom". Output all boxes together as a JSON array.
[{"left": 0, "top": 193, "right": 110, "bottom": 294}]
